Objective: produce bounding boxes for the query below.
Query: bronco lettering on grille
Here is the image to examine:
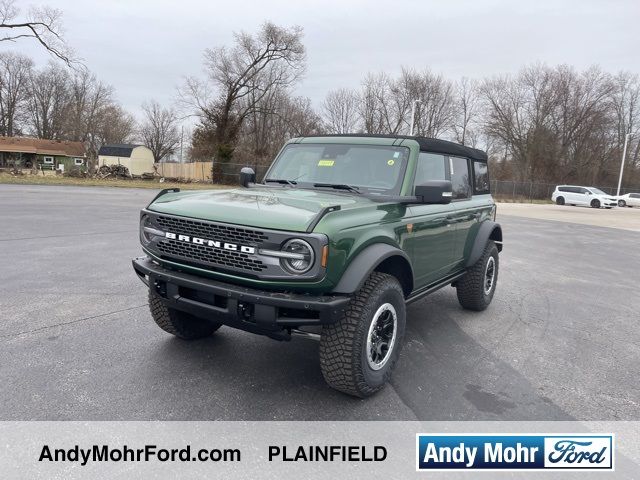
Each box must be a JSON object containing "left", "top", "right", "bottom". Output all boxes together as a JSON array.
[{"left": 165, "top": 232, "right": 256, "bottom": 254}]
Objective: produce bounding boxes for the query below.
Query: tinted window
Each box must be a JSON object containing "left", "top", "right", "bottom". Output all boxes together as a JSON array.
[
  {"left": 414, "top": 152, "right": 446, "bottom": 190},
  {"left": 473, "top": 161, "right": 490, "bottom": 193},
  {"left": 449, "top": 156, "right": 471, "bottom": 199},
  {"left": 631, "top": 193, "right": 640, "bottom": 199},
  {"left": 558, "top": 186, "right": 569, "bottom": 192}
]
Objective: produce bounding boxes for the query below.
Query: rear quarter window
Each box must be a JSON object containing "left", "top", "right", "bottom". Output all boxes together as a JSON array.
[{"left": 473, "top": 161, "right": 490, "bottom": 194}]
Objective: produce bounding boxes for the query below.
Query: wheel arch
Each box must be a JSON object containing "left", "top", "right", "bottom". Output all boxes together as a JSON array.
[
  {"left": 465, "top": 221, "right": 503, "bottom": 268},
  {"left": 332, "top": 243, "right": 414, "bottom": 297}
]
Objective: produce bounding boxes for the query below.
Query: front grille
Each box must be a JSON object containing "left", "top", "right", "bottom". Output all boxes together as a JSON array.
[
  {"left": 157, "top": 238, "right": 266, "bottom": 272},
  {"left": 154, "top": 215, "right": 267, "bottom": 272},
  {"left": 156, "top": 215, "right": 268, "bottom": 244}
]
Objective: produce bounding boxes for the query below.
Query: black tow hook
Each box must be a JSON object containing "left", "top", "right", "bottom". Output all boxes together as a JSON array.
[{"left": 237, "top": 302, "right": 255, "bottom": 323}]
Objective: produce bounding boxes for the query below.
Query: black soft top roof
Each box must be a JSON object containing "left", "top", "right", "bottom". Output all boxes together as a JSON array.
[{"left": 302, "top": 134, "right": 488, "bottom": 162}]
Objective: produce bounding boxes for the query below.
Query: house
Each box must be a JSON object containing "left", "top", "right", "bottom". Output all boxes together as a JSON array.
[
  {"left": 0, "top": 136, "right": 86, "bottom": 171},
  {"left": 98, "top": 144, "right": 155, "bottom": 176}
]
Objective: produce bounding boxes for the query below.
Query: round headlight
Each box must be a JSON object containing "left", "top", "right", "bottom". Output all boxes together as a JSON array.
[{"left": 281, "top": 239, "right": 315, "bottom": 274}]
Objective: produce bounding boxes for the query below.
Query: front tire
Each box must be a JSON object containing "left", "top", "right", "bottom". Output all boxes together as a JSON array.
[
  {"left": 591, "top": 199, "right": 601, "bottom": 208},
  {"left": 618, "top": 200, "right": 626, "bottom": 207},
  {"left": 148, "top": 291, "right": 222, "bottom": 339},
  {"left": 319, "top": 272, "right": 406, "bottom": 398},
  {"left": 456, "top": 241, "right": 499, "bottom": 311}
]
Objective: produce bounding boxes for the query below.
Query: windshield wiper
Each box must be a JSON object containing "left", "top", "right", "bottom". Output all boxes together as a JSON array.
[
  {"left": 265, "top": 178, "right": 297, "bottom": 186},
  {"left": 313, "top": 183, "right": 361, "bottom": 194}
]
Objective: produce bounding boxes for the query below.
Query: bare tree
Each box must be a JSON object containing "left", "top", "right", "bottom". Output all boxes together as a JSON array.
[
  {"left": 0, "top": 0, "right": 74, "bottom": 65},
  {"left": 0, "top": 51, "right": 33, "bottom": 136},
  {"left": 322, "top": 88, "right": 360, "bottom": 133},
  {"left": 140, "top": 100, "right": 180, "bottom": 161},
  {"left": 66, "top": 71, "right": 112, "bottom": 140},
  {"left": 236, "top": 89, "right": 323, "bottom": 169},
  {"left": 355, "top": 69, "right": 455, "bottom": 137},
  {"left": 359, "top": 73, "right": 390, "bottom": 134},
  {"left": 610, "top": 72, "right": 640, "bottom": 172},
  {"left": 93, "top": 104, "right": 135, "bottom": 146},
  {"left": 453, "top": 77, "right": 479, "bottom": 146},
  {"left": 181, "top": 22, "right": 306, "bottom": 171},
  {"left": 27, "top": 62, "right": 70, "bottom": 139},
  {"left": 408, "top": 68, "right": 456, "bottom": 138}
]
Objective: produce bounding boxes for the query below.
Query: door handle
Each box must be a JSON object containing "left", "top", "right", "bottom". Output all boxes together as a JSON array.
[{"left": 445, "top": 216, "right": 455, "bottom": 225}]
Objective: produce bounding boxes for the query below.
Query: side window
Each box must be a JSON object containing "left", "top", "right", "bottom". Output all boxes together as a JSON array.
[
  {"left": 449, "top": 156, "right": 472, "bottom": 200},
  {"left": 558, "top": 186, "right": 568, "bottom": 192},
  {"left": 414, "top": 152, "right": 446, "bottom": 190},
  {"left": 473, "top": 161, "right": 490, "bottom": 194},
  {"left": 580, "top": 188, "right": 590, "bottom": 194},
  {"left": 631, "top": 194, "right": 640, "bottom": 199}
]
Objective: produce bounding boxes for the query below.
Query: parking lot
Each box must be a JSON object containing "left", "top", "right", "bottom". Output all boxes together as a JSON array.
[{"left": 0, "top": 184, "right": 638, "bottom": 420}]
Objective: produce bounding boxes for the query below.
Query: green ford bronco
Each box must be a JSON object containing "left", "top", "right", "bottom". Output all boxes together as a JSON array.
[{"left": 133, "top": 135, "right": 502, "bottom": 397}]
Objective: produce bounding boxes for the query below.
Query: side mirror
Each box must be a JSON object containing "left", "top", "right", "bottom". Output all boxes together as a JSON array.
[
  {"left": 414, "top": 180, "right": 453, "bottom": 204},
  {"left": 239, "top": 167, "right": 256, "bottom": 188}
]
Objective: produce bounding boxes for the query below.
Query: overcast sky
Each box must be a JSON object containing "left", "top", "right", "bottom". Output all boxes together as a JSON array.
[{"left": 12, "top": 0, "right": 640, "bottom": 122}]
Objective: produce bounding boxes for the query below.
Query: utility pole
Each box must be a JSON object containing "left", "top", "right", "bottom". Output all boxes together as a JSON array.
[
  {"left": 409, "top": 100, "right": 421, "bottom": 136},
  {"left": 616, "top": 132, "right": 631, "bottom": 196}
]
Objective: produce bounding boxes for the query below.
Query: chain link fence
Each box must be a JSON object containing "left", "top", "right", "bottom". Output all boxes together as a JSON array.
[{"left": 491, "top": 180, "right": 640, "bottom": 202}]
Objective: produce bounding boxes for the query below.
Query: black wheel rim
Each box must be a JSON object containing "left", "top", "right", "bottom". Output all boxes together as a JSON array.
[
  {"left": 484, "top": 256, "right": 496, "bottom": 295},
  {"left": 366, "top": 303, "right": 397, "bottom": 370}
]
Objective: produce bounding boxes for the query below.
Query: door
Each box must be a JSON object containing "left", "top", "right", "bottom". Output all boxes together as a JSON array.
[
  {"left": 406, "top": 152, "right": 457, "bottom": 288},
  {"left": 446, "top": 156, "right": 479, "bottom": 264},
  {"left": 576, "top": 187, "right": 591, "bottom": 205}
]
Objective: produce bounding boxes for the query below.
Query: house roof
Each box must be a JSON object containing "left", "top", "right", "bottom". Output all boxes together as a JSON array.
[
  {"left": 98, "top": 144, "right": 143, "bottom": 158},
  {"left": 0, "top": 136, "right": 86, "bottom": 157}
]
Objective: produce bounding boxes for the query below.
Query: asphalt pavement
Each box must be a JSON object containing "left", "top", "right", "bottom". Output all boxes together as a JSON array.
[{"left": 0, "top": 184, "right": 638, "bottom": 420}]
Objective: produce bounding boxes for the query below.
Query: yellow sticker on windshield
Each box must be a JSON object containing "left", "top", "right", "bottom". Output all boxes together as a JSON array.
[
  {"left": 318, "top": 160, "right": 335, "bottom": 167},
  {"left": 387, "top": 159, "right": 395, "bottom": 166}
]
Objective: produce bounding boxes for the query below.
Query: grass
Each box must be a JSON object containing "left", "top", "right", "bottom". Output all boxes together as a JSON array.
[{"left": 0, "top": 172, "right": 228, "bottom": 190}]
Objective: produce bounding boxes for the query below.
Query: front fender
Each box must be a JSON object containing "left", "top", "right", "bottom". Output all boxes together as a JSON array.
[{"left": 332, "top": 243, "right": 413, "bottom": 295}]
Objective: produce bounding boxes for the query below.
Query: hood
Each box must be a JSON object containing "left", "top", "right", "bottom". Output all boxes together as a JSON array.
[{"left": 148, "top": 187, "right": 377, "bottom": 232}]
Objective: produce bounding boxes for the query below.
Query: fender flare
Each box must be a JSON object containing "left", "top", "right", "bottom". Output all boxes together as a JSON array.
[
  {"left": 332, "top": 243, "right": 413, "bottom": 295},
  {"left": 465, "top": 220, "right": 503, "bottom": 268}
]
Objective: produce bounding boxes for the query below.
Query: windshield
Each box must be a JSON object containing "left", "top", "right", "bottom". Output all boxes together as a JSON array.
[
  {"left": 589, "top": 188, "right": 607, "bottom": 195},
  {"left": 265, "top": 143, "right": 410, "bottom": 195}
]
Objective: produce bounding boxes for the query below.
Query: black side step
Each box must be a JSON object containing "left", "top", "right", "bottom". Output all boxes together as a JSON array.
[{"left": 406, "top": 271, "right": 466, "bottom": 304}]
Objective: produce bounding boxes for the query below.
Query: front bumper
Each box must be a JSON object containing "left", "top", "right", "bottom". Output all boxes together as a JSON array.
[{"left": 132, "top": 256, "right": 349, "bottom": 340}]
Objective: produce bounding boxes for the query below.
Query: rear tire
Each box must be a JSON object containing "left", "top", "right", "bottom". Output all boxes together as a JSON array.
[
  {"left": 148, "top": 291, "right": 222, "bottom": 339},
  {"left": 556, "top": 196, "right": 565, "bottom": 205},
  {"left": 590, "top": 199, "right": 601, "bottom": 208},
  {"left": 456, "top": 241, "right": 499, "bottom": 311},
  {"left": 319, "top": 272, "right": 406, "bottom": 398}
]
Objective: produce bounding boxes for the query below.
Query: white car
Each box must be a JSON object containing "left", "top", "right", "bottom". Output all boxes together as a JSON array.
[
  {"left": 616, "top": 193, "right": 640, "bottom": 208},
  {"left": 551, "top": 185, "right": 618, "bottom": 208}
]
